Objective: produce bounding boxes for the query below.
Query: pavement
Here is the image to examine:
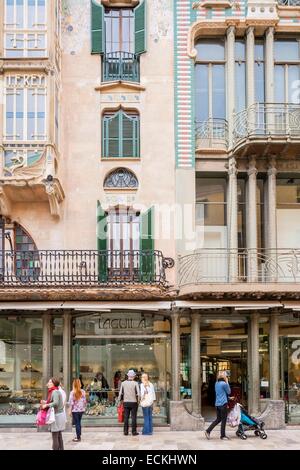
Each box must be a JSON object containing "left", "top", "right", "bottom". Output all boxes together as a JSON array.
[{"left": 0, "top": 427, "right": 300, "bottom": 450}]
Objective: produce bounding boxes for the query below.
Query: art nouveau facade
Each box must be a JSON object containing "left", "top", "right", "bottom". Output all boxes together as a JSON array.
[
  {"left": 1, "top": 0, "right": 300, "bottom": 430},
  {"left": 174, "top": 0, "right": 300, "bottom": 428}
]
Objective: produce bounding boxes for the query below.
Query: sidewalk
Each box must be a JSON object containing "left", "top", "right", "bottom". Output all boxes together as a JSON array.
[{"left": 0, "top": 428, "right": 299, "bottom": 450}]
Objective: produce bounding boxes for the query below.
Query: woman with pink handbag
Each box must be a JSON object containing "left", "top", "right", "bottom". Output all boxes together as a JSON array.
[{"left": 41, "top": 377, "right": 66, "bottom": 450}]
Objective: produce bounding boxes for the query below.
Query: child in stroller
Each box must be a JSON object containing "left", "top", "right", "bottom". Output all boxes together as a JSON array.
[{"left": 236, "top": 405, "right": 267, "bottom": 440}]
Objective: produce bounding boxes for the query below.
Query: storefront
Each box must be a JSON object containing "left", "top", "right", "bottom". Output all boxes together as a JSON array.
[{"left": 0, "top": 304, "right": 297, "bottom": 427}]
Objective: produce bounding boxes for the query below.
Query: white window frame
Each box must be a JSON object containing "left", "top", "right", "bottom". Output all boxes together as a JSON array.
[
  {"left": 4, "top": 75, "right": 47, "bottom": 142},
  {"left": 4, "top": 0, "right": 47, "bottom": 58}
]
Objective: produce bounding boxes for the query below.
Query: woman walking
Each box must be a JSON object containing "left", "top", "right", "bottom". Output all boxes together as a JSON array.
[
  {"left": 140, "top": 373, "right": 156, "bottom": 436},
  {"left": 69, "top": 378, "right": 87, "bottom": 442},
  {"left": 205, "top": 371, "right": 231, "bottom": 440},
  {"left": 41, "top": 377, "right": 66, "bottom": 450}
]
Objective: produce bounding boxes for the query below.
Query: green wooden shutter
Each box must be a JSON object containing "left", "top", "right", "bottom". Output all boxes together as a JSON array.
[
  {"left": 135, "top": 0, "right": 146, "bottom": 55},
  {"left": 97, "top": 201, "right": 108, "bottom": 282},
  {"left": 91, "top": 0, "right": 104, "bottom": 54},
  {"left": 122, "top": 113, "right": 134, "bottom": 158},
  {"left": 140, "top": 206, "right": 154, "bottom": 283}
]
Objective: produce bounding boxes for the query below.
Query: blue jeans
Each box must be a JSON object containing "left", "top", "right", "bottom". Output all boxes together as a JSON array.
[
  {"left": 142, "top": 406, "right": 153, "bottom": 435},
  {"left": 72, "top": 412, "right": 83, "bottom": 439}
]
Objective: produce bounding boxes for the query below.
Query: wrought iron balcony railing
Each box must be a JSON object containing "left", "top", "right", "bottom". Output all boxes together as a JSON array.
[
  {"left": 278, "top": 0, "right": 300, "bottom": 5},
  {"left": 103, "top": 51, "right": 140, "bottom": 83},
  {"left": 234, "top": 103, "right": 300, "bottom": 146},
  {"left": 179, "top": 248, "right": 300, "bottom": 285},
  {"left": 0, "top": 250, "right": 174, "bottom": 287},
  {"left": 195, "top": 118, "right": 229, "bottom": 150}
]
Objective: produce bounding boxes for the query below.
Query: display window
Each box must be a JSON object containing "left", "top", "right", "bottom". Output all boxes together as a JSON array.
[
  {"left": 0, "top": 316, "right": 42, "bottom": 425},
  {"left": 73, "top": 313, "right": 171, "bottom": 425}
]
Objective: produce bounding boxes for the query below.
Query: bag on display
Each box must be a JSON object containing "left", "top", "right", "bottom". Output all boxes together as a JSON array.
[{"left": 227, "top": 403, "right": 241, "bottom": 428}]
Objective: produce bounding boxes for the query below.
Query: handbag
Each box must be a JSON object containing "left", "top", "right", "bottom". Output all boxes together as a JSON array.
[
  {"left": 36, "top": 409, "right": 48, "bottom": 427},
  {"left": 117, "top": 402, "right": 124, "bottom": 423},
  {"left": 46, "top": 407, "right": 55, "bottom": 425},
  {"left": 140, "top": 386, "right": 154, "bottom": 408}
]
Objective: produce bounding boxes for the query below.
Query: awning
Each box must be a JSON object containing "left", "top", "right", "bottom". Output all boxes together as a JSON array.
[
  {"left": 174, "top": 300, "right": 283, "bottom": 310},
  {"left": 0, "top": 301, "right": 172, "bottom": 312}
]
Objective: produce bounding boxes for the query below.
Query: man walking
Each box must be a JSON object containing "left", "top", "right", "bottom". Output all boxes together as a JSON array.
[{"left": 118, "top": 370, "right": 140, "bottom": 436}]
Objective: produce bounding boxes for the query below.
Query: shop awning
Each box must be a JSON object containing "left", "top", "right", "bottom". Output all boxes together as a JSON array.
[
  {"left": 174, "top": 300, "right": 283, "bottom": 310},
  {"left": 0, "top": 301, "right": 172, "bottom": 312}
]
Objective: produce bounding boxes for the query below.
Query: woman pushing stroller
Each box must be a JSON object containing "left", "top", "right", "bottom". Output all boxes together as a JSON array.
[{"left": 205, "top": 371, "right": 232, "bottom": 440}]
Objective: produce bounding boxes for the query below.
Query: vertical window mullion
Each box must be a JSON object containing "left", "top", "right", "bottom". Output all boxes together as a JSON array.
[
  {"left": 35, "top": 89, "right": 38, "bottom": 140},
  {"left": 24, "top": 86, "right": 27, "bottom": 141},
  {"left": 285, "top": 64, "right": 288, "bottom": 103},
  {"left": 208, "top": 63, "right": 213, "bottom": 119},
  {"left": 13, "top": 90, "right": 17, "bottom": 140}
]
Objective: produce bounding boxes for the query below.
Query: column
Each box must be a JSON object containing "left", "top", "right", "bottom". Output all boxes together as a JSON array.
[
  {"left": 191, "top": 313, "right": 201, "bottom": 415},
  {"left": 248, "top": 313, "right": 260, "bottom": 415},
  {"left": 63, "top": 312, "right": 72, "bottom": 396},
  {"left": 267, "top": 157, "right": 277, "bottom": 249},
  {"left": 247, "top": 156, "right": 258, "bottom": 281},
  {"left": 171, "top": 311, "right": 180, "bottom": 401},
  {"left": 270, "top": 314, "right": 279, "bottom": 400},
  {"left": 228, "top": 156, "right": 238, "bottom": 281},
  {"left": 267, "top": 157, "right": 277, "bottom": 281},
  {"left": 246, "top": 27, "right": 255, "bottom": 108},
  {"left": 42, "top": 313, "right": 53, "bottom": 395},
  {"left": 265, "top": 27, "right": 274, "bottom": 104},
  {"left": 227, "top": 26, "right": 235, "bottom": 148},
  {"left": 265, "top": 27, "right": 274, "bottom": 132}
]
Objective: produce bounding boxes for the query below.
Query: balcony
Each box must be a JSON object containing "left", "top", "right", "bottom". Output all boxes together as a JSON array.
[
  {"left": 102, "top": 52, "right": 140, "bottom": 83},
  {"left": 233, "top": 103, "right": 300, "bottom": 157},
  {"left": 195, "top": 119, "right": 229, "bottom": 154},
  {"left": 178, "top": 249, "right": 300, "bottom": 299},
  {"left": 0, "top": 144, "right": 64, "bottom": 218},
  {"left": 0, "top": 250, "right": 174, "bottom": 288}
]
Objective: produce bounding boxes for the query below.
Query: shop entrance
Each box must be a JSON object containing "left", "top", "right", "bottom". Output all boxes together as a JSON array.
[
  {"left": 201, "top": 338, "right": 248, "bottom": 420},
  {"left": 72, "top": 313, "right": 171, "bottom": 426},
  {"left": 280, "top": 336, "right": 300, "bottom": 424}
]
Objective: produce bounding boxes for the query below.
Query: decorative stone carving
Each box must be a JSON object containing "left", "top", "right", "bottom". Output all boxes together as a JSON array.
[
  {"left": 0, "top": 187, "right": 12, "bottom": 217},
  {"left": 193, "top": 0, "right": 232, "bottom": 8},
  {"left": 4, "top": 151, "right": 45, "bottom": 179},
  {"left": 246, "top": 0, "right": 279, "bottom": 24},
  {"left": 101, "top": 0, "right": 139, "bottom": 6},
  {"left": 44, "top": 179, "right": 65, "bottom": 218}
]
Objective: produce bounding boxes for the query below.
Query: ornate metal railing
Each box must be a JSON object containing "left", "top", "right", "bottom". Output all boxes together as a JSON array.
[
  {"left": 195, "top": 119, "right": 229, "bottom": 149},
  {"left": 234, "top": 103, "right": 300, "bottom": 145},
  {"left": 179, "top": 249, "right": 300, "bottom": 285},
  {"left": 103, "top": 52, "right": 140, "bottom": 82},
  {"left": 278, "top": 0, "right": 300, "bottom": 5},
  {"left": 0, "top": 250, "right": 174, "bottom": 287}
]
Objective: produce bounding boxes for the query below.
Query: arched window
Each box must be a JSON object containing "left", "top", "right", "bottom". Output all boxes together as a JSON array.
[
  {"left": 104, "top": 168, "right": 138, "bottom": 189},
  {"left": 102, "top": 109, "right": 140, "bottom": 158}
]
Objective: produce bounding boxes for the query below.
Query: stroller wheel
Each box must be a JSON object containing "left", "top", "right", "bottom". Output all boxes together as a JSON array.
[
  {"left": 254, "top": 430, "right": 260, "bottom": 436},
  {"left": 236, "top": 431, "right": 241, "bottom": 437},
  {"left": 241, "top": 434, "right": 247, "bottom": 440},
  {"left": 260, "top": 433, "right": 267, "bottom": 440}
]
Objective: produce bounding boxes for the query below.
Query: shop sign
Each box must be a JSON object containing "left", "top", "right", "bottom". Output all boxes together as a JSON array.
[
  {"left": 6, "top": 75, "right": 46, "bottom": 88},
  {"left": 291, "top": 339, "right": 300, "bottom": 366},
  {"left": 95, "top": 314, "right": 153, "bottom": 334}
]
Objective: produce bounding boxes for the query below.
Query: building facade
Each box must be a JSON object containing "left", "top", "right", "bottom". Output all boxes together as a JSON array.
[{"left": 0, "top": 0, "right": 300, "bottom": 430}]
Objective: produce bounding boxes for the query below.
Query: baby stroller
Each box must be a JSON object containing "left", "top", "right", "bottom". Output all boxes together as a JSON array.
[{"left": 236, "top": 405, "right": 267, "bottom": 440}]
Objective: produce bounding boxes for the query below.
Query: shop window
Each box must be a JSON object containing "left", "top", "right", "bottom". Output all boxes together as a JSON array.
[
  {"left": 73, "top": 312, "right": 171, "bottom": 424},
  {"left": 102, "top": 110, "right": 140, "bottom": 159},
  {"left": 0, "top": 317, "right": 43, "bottom": 425}
]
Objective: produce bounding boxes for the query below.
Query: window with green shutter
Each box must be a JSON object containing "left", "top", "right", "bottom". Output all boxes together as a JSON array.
[
  {"left": 91, "top": 0, "right": 104, "bottom": 54},
  {"left": 102, "top": 110, "right": 140, "bottom": 158},
  {"left": 135, "top": 0, "right": 146, "bottom": 55},
  {"left": 97, "top": 201, "right": 108, "bottom": 282},
  {"left": 140, "top": 206, "right": 154, "bottom": 283}
]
